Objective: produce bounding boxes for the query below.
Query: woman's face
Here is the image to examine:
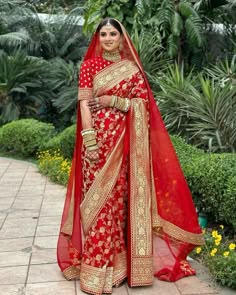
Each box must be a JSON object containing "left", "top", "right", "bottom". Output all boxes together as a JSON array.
[{"left": 99, "top": 24, "right": 122, "bottom": 52}]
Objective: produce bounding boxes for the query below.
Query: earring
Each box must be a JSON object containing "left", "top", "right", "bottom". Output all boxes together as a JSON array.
[{"left": 119, "top": 42, "right": 123, "bottom": 51}]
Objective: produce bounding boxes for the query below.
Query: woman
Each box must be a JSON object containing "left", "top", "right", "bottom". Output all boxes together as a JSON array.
[{"left": 57, "top": 18, "right": 204, "bottom": 295}]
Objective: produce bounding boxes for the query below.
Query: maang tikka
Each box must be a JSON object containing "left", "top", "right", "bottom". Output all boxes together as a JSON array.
[{"left": 106, "top": 19, "right": 112, "bottom": 30}]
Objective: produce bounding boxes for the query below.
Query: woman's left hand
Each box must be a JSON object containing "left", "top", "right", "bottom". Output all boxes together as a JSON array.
[{"left": 87, "top": 95, "right": 112, "bottom": 112}]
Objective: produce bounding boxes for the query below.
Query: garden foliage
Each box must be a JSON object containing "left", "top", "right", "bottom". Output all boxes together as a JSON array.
[{"left": 0, "top": 119, "right": 55, "bottom": 156}]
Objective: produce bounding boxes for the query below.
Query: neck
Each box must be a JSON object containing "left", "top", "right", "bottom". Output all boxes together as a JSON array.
[{"left": 102, "top": 50, "right": 121, "bottom": 62}]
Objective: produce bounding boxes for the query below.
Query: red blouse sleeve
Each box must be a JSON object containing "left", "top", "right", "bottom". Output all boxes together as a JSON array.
[
  {"left": 130, "top": 71, "right": 149, "bottom": 102},
  {"left": 78, "top": 60, "right": 93, "bottom": 100}
]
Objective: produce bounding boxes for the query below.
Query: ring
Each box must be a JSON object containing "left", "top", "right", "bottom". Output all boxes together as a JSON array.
[
  {"left": 96, "top": 104, "right": 99, "bottom": 107},
  {"left": 95, "top": 97, "right": 99, "bottom": 102}
]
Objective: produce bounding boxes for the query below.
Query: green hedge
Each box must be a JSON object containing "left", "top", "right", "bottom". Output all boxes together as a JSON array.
[
  {"left": 0, "top": 119, "right": 55, "bottom": 157},
  {"left": 171, "top": 135, "right": 236, "bottom": 231},
  {"left": 42, "top": 124, "right": 76, "bottom": 159}
]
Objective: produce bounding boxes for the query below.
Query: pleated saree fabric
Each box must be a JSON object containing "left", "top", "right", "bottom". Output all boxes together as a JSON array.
[{"left": 57, "top": 19, "right": 204, "bottom": 295}]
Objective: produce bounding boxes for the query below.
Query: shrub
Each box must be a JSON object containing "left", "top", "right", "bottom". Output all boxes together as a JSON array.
[
  {"left": 37, "top": 150, "right": 71, "bottom": 186},
  {"left": 181, "top": 153, "right": 236, "bottom": 230},
  {"left": 0, "top": 119, "right": 55, "bottom": 157},
  {"left": 42, "top": 124, "right": 76, "bottom": 159},
  {"left": 171, "top": 135, "right": 236, "bottom": 231},
  {"left": 193, "top": 226, "right": 236, "bottom": 289}
]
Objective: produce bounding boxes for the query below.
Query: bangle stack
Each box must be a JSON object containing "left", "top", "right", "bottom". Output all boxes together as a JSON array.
[
  {"left": 114, "top": 97, "right": 130, "bottom": 112},
  {"left": 110, "top": 95, "right": 117, "bottom": 107},
  {"left": 81, "top": 128, "right": 98, "bottom": 151}
]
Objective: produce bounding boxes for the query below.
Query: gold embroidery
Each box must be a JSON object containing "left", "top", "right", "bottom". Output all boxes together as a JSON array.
[
  {"left": 112, "top": 251, "right": 127, "bottom": 286},
  {"left": 80, "top": 128, "right": 125, "bottom": 235},
  {"left": 131, "top": 256, "right": 153, "bottom": 286},
  {"left": 129, "top": 98, "right": 153, "bottom": 286},
  {"left": 78, "top": 88, "right": 93, "bottom": 100},
  {"left": 80, "top": 263, "right": 106, "bottom": 295},
  {"left": 152, "top": 215, "right": 204, "bottom": 245},
  {"left": 93, "top": 60, "right": 139, "bottom": 97},
  {"left": 79, "top": 251, "right": 127, "bottom": 294},
  {"left": 63, "top": 265, "right": 80, "bottom": 280}
]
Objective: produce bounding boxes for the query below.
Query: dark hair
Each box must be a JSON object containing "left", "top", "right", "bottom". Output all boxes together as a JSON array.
[{"left": 96, "top": 18, "right": 122, "bottom": 35}]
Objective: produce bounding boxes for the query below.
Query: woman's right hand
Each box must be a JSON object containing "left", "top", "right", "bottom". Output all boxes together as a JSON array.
[
  {"left": 88, "top": 95, "right": 112, "bottom": 112},
  {"left": 86, "top": 149, "right": 99, "bottom": 162}
]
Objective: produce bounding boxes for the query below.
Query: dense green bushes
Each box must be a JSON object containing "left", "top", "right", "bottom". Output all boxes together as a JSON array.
[
  {"left": 0, "top": 119, "right": 55, "bottom": 157},
  {"left": 42, "top": 124, "right": 76, "bottom": 159},
  {"left": 171, "top": 135, "right": 236, "bottom": 231}
]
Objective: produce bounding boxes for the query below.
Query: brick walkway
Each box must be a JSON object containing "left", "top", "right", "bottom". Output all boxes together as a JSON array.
[{"left": 0, "top": 157, "right": 232, "bottom": 295}]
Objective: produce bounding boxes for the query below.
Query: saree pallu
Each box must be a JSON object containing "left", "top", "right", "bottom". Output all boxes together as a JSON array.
[{"left": 57, "top": 59, "right": 204, "bottom": 295}]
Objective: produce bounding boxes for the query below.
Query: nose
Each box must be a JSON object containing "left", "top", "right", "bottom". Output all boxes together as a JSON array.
[{"left": 105, "top": 35, "right": 111, "bottom": 41}]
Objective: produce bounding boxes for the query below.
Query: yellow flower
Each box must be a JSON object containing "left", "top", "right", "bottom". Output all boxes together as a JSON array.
[
  {"left": 196, "top": 247, "right": 202, "bottom": 254},
  {"left": 210, "top": 248, "right": 217, "bottom": 257},
  {"left": 219, "top": 225, "right": 224, "bottom": 230},
  {"left": 229, "top": 243, "right": 236, "bottom": 250},
  {"left": 223, "top": 251, "right": 229, "bottom": 257},
  {"left": 215, "top": 240, "right": 221, "bottom": 246},
  {"left": 212, "top": 230, "right": 218, "bottom": 238},
  {"left": 215, "top": 234, "right": 222, "bottom": 242}
]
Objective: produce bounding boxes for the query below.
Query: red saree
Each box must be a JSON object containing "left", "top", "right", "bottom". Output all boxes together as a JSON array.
[{"left": 57, "top": 20, "right": 204, "bottom": 295}]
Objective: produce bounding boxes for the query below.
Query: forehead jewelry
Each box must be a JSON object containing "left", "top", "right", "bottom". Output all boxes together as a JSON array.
[{"left": 106, "top": 19, "right": 112, "bottom": 30}]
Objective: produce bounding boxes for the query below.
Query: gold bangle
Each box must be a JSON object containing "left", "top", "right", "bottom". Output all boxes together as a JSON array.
[
  {"left": 114, "top": 97, "right": 130, "bottom": 112},
  {"left": 110, "top": 95, "right": 117, "bottom": 107},
  {"left": 85, "top": 140, "right": 97, "bottom": 147},
  {"left": 81, "top": 128, "right": 95, "bottom": 136},
  {"left": 87, "top": 144, "right": 99, "bottom": 151}
]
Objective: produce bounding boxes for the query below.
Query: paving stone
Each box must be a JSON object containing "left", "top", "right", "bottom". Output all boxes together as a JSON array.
[
  {"left": 38, "top": 216, "right": 61, "bottom": 226},
  {"left": 16, "top": 191, "right": 43, "bottom": 197},
  {"left": 0, "top": 251, "right": 30, "bottom": 267},
  {"left": 0, "top": 237, "right": 33, "bottom": 252},
  {"left": 0, "top": 180, "right": 23, "bottom": 186},
  {"left": 35, "top": 225, "right": 60, "bottom": 237},
  {"left": 27, "top": 263, "right": 66, "bottom": 283},
  {"left": 0, "top": 191, "right": 17, "bottom": 198},
  {"left": 31, "top": 248, "right": 57, "bottom": 265},
  {"left": 18, "top": 186, "right": 45, "bottom": 193},
  {"left": 0, "top": 186, "right": 18, "bottom": 193},
  {"left": 43, "top": 190, "right": 66, "bottom": 197},
  {"left": 0, "top": 284, "right": 25, "bottom": 295},
  {"left": 175, "top": 276, "right": 218, "bottom": 294},
  {"left": 127, "top": 279, "right": 181, "bottom": 295},
  {"left": 7, "top": 209, "right": 39, "bottom": 219},
  {"left": 40, "top": 206, "right": 64, "bottom": 217},
  {"left": 12, "top": 198, "right": 42, "bottom": 210},
  {"left": 0, "top": 224, "right": 36, "bottom": 239},
  {"left": 0, "top": 265, "right": 28, "bottom": 284},
  {"left": 3, "top": 217, "right": 37, "bottom": 228},
  {"left": 25, "top": 281, "right": 76, "bottom": 295},
  {"left": 0, "top": 218, "right": 5, "bottom": 227},
  {"left": 34, "top": 236, "right": 58, "bottom": 249},
  {"left": 0, "top": 198, "right": 14, "bottom": 210}
]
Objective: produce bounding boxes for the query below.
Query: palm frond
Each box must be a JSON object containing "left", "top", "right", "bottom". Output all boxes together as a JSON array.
[
  {"left": 178, "top": 1, "right": 199, "bottom": 17},
  {"left": 172, "top": 12, "right": 183, "bottom": 37},
  {"left": 185, "top": 17, "right": 203, "bottom": 47}
]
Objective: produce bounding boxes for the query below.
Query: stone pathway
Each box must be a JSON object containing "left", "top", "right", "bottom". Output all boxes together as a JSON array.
[{"left": 0, "top": 157, "right": 232, "bottom": 295}]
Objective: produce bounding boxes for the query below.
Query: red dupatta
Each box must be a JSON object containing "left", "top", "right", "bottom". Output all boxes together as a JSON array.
[{"left": 57, "top": 18, "right": 204, "bottom": 284}]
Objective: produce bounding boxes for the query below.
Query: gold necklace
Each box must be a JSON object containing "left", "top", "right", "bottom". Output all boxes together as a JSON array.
[{"left": 102, "top": 50, "right": 121, "bottom": 62}]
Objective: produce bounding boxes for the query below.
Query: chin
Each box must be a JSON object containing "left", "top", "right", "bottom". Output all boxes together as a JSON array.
[{"left": 103, "top": 47, "right": 118, "bottom": 52}]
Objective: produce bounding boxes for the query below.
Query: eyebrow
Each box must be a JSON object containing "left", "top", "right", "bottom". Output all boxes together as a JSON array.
[{"left": 100, "top": 30, "right": 118, "bottom": 34}]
